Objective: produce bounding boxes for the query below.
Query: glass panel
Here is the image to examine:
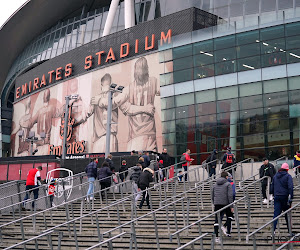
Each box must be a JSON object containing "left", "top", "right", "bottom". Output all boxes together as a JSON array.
[
  {"left": 214, "top": 35, "right": 235, "bottom": 50},
  {"left": 162, "top": 120, "right": 175, "bottom": 133},
  {"left": 194, "top": 53, "right": 214, "bottom": 66},
  {"left": 160, "top": 72, "right": 173, "bottom": 86},
  {"left": 173, "top": 68, "right": 193, "bottom": 83},
  {"left": 217, "top": 111, "right": 239, "bottom": 125},
  {"left": 243, "top": 134, "right": 265, "bottom": 149},
  {"left": 267, "top": 119, "right": 290, "bottom": 132},
  {"left": 194, "top": 64, "right": 214, "bottom": 79},
  {"left": 84, "top": 18, "right": 94, "bottom": 44},
  {"left": 265, "top": 105, "right": 289, "bottom": 120},
  {"left": 173, "top": 56, "right": 193, "bottom": 71},
  {"left": 175, "top": 93, "right": 194, "bottom": 107},
  {"left": 239, "top": 108, "right": 264, "bottom": 121},
  {"left": 193, "top": 40, "right": 213, "bottom": 54},
  {"left": 287, "top": 48, "right": 300, "bottom": 64},
  {"left": 161, "top": 96, "right": 175, "bottom": 109},
  {"left": 214, "top": 47, "right": 236, "bottom": 63},
  {"left": 173, "top": 44, "right": 193, "bottom": 59},
  {"left": 240, "top": 121, "right": 265, "bottom": 135},
  {"left": 237, "top": 56, "right": 261, "bottom": 71},
  {"left": 239, "top": 82, "right": 262, "bottom": 97},
  {"left": 176, "top": 117, "right": 196, "bottom": 131},
  {"left": 176, "top": 105, "right": 195, "bottom": 119},
  {"left": 289, "top": 76, "right": 300, "bottom": 90},
  {"left": 260, "top": 25, "right": 285, "bottom": 41},
  {"left": 236, "top": 30, "right": 259, "bottom": 45},
  {"left": 261, "top": 52, "right": 286, "bottom": 67},
  {"left": 215, "top": 60, "right": 236, "bottom": 75},
  {"left": 260, "top": 38, "right": 285, "bottom": 54},
  {"left": 217, "top": 98, "right": 239, "bottom": 113},
  {"left": 286, "top": 22, "right": 300, "bottom": 37},
  {"left": 240, "top": 95, "right": 263, "bottom": 110},
  {"left": 289, "top": 90, "right": 300, "bottom": 104},
  {"left": 263, "top": 78, "right": 288, "bottom": 93},
  {"left": 197, "top": 114, "right": 217, "bottom": 127},
  {"left": 237, "top": 43, "right": 260, "bottom": 58},
  {"left": 217, "top": 86, "right": 238, "bottom": 100},
  {"left": 195, "top": 89, "right": 216, "bottom": 103},
  {"left": 161, "top": 108, "right": 175, "bottom": 121},
  {"left": 286, "top": 35, "right": 300, "bottom": 50},
  {"left": 163, "top": 132, "right": 176, "bottom": 145},
  {"left": 264, "top": 92, "right": 288, "bottom": 107},
  {"left": 197, "top": 101, "right": 216, "bottom": 116}
]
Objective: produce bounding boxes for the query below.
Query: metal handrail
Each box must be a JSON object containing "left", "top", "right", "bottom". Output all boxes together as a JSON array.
[
  {"left": 170, "top": 196, "right": 247, "bottom": 239},
  {"left": 276, "top": 232, "right": 300, "bottom": 250},
  {"left": 175, "top": 233, "right": 209, "bottom": 250},
  {"left": 85, "top": 232, "right": 127, "bottom": 250}
]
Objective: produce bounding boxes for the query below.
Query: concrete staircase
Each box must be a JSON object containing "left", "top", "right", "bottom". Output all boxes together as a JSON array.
[{"left": 1, "top": 178, "right": 300, "bottom": 249}]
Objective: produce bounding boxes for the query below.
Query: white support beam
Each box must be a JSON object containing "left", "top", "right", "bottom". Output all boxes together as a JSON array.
[
  {"left": 125, "top": 0, "right": 135, "bottom": 29},
  {"left": 102, "top": 0, "right": 120, "bottom": 37}
]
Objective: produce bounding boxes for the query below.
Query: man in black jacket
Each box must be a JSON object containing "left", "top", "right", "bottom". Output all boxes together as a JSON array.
[
  {"left": 105, "top": 154, "right": 115, "bottom": 172},
  {"left": 259, "top": 157, "right": 276, "bottom": 204},
  {"left": 159, "top": 148, "right": 171, "bottom": 180},
  {"left": 206, "top": 149, "right": 218, "bottom": 178},
  {"left": 85, "top": 158, "right": 98, "bottom": 201},
  {"left": 138, "top": 168, "right": 154, "bottom": 209}
]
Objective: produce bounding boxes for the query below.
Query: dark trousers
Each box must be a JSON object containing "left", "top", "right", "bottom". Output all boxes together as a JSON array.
[
  {"left": 23, "top": 185, "right": 39, "bottom": 208},
  {"left": 222, "top": 163, "right": 233, "bottom": 174},
  {"left": 49, "top": 195, "right": 54, "bottom": 207},
  {"left": 261, "top": 180, "right": 270, "bottom": 199},
  {"left": 209, "top": 167, "right": 216, "bottom": 177},
  {"left": 100, "top": 182, "right": 111, "bottom": 198},
  {"left": 214, "top": 205, "right": 234, "bottom": 237},
  {"left": 139, "top": 186, "right": 150, "bottom": 209},
  {"left": 273, "top": 196, "right": 291, "bottom": 232},
  {"left": 183, "top": 165, "right": 188, "bottom": 181}
]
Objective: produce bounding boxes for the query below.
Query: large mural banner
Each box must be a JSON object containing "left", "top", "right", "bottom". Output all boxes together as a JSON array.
[{"left": 11, "top": 53, "right": 163, "bottom": 156}]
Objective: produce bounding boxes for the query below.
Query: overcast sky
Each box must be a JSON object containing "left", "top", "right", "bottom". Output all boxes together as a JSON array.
[{"left": 0, "top": 0, "right": 27, "bottom": 28}]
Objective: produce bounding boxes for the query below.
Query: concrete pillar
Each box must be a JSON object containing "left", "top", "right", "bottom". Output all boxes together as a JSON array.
[
  {"left": 229, "top": 111, "right": 238, "bottom": 153},
  {"left": 102, "top": 0, "right": 120, "bottom": 37},
  {"left": 125, "top": 0, "right": 135, "bottom": 28}
]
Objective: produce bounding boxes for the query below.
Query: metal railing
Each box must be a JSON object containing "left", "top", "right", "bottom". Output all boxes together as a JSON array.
[
  {"left": 276, "top": 232, "right": 300, "bottom": 250},
  {"left": 175, "top": 233, "right": 209, "bottom": 250}
]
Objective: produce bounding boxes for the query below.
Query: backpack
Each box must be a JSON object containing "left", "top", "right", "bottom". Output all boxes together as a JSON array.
[
  {"left": 180, "top": 154, "right": 186, "bottom": 163},
  {"left": 226, "top": 153, "right": 234, "bottom": 164}
]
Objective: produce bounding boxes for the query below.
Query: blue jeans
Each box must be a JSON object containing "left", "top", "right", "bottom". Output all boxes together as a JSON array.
[
  {"left": 87, "top": 177, "right": 95, "bottom": 198},
  {"left": 23, "top": 185, "right": 39, "bottom": 208}
]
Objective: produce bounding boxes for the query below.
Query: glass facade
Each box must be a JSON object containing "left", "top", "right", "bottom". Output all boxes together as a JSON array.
[{"left": 160, "top": 21, "right": 300, "bottom": 163}]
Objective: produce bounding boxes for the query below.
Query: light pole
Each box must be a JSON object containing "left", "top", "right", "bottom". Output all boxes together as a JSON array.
[
  {"left": 105, "top": 84, "right": 124, "bottom": 158},
  {"left": 62, "top": 94, "right": 78, "bottom": 160}
]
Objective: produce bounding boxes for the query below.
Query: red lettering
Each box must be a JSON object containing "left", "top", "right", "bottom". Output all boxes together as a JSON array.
[
  {"left": 85, "top": 55, "right": 92, "bottom": 70},
  {"left": 16, "top": 87, "right": 21, "bottom": 99},
  {"left": 21, "top": 83, "right": 27, "bottom": 96},
  {"left": 40, "top": 74, "right": 47, "bottom": 87},
  {"left": 33, "top": 78, "right": 39, "bottom": 90},
  {"left": 48, "top": 70, "right": 55, "bottom": 83},
  {"left": 135, "top": 39, "right": 139, "bottom": 54},
  {"left": 105, "top": 48, "right": 116, "bottom": 62},
  {"left": 65, "top": 63, "right": 72, "bottom": 77},
  {"left": 145, "top": 34, "right": 155, "bottom": 50},
  {"left": 56, "top": 67, "right": 63, "bottom": 81},
  {"left": 120, "top": 43, "right": 130, "bottom": 58},
  {"left": 95, "top": 51, "right": 105, "bottom": 65},
  {"left": 160, "top": 29, "right": 172, "bottom": 46},
  {"left": 29, "top": 81, "right": 32, "bottom": 93}
]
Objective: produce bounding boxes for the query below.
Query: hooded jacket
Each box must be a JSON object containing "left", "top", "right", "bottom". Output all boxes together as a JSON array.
[
  {"left": 85, "top": 162, "right": 97, "bottom": 179},
  {"left": 98, "top": 166, "right": 112, "bottom": 184},
  {"left": 138, "top": 168, "right": 154, "bottom": 189},
  {"left": 130, "top": 166, "right": 142, "bottom": 184},
  {"left": 259, "top": 163, "right": 276, "bottom": 181},
  {"left": 206, "top": 149, "right": 217, "bottom": 168},
  {"left": 212, "top": 177, "right": 233, "bottom": 207},
  {"left": 271, "top": 170, "right": 293, "bottom": 199}
]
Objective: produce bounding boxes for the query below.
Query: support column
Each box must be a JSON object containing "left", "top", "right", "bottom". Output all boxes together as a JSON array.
[
  {"left": 102, "top": 0, "right": 120, "bottom": 37},
  {"left": 125, "top": 0, "right": 135, "bottom": 28},
  {"left": 229, "top": 111, "right": 238, "bottom": 153}
]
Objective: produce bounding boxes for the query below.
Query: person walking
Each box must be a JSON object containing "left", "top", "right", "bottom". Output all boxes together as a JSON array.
[
  {"left": 130, "top": 164, "right": 142, "bottom": 205},
  {"left": 206, "top": 149, "right": 218, "bottom": 178},
  {"left": 98, "top": 161, "right": 112, "bottom": 199},
  {"left": 138, "top": 167, "right": 154, "bottom": 209},
  {"left": 159, "top": 148, "right": 171, "bottom": 180},
  {"left": 221, "top": 147, "right": 236, "bottom": 174},
  {"left": 142, "top": 151, "right": 151, "bottom": 168},
  {"left": 48, "top": 179, "right": 56, "bottom": 207},
  {"left": 259, "top": 157, "right": 276, "bottom": 204},
  {"left": 22, "top": 166, "right": 43, "bottom": 210},
  {"left": 105, "top": 154, "right": 115, "bottom": 172},
  {"left": 212, "top": 171, "right": 234, "bottom": 243},
  {"left": 119, "top": 160, "right": 128, "bottom": 182},
  {"left": 181, "top": 149, "right": 194, "bottom": 181},
  {"left": 270, "top": 163, "right": 293, "bottom": 235},
  {"left": 138, "top": 157, "right": 146, "bottom": 169},
  {"left": 293, "top": 150, "right": 300, "bottom": 177},
  {"left": 85, "top": 158, "right": 98, "bottom": 201}
]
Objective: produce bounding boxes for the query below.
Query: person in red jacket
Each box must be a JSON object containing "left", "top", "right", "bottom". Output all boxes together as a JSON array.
[
  {"left": 182, "top": 149, "right": 194, "bottom": 181},
  {"left": 22, "top": 166, "right": 43, "bottom": 210}
]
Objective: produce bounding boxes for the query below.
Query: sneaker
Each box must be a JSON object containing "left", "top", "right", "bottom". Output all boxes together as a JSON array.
[
  {"left": 263, "top": 198, "right": 268, "bottom": 204},
  {"left": 215, "top": 237, "right": 220, "bottom": 243},
  {"left": 221, "top": 226, "right": 227, "bottom": 236},
  {"left": 269, "top": 194, "right": 273, "bottom": 201},
  {"left": 90, "top": 197, "right": 96, "bottom": 201},
  {"left": 21, "top": 206, "right": 26, "bottom": 211}
]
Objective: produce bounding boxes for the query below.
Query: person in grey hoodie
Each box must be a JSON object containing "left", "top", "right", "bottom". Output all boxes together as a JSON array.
[
  {"left": 212, "top": 171, "right": 234, "bottom": 243},
  {"left": 130, "top": 164, "right": 142, "bottom": 205}
]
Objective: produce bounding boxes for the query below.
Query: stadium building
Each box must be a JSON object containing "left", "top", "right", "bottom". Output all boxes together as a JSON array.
[{"left": 1, "top": 0, "right": 300, "bottom": 164}]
